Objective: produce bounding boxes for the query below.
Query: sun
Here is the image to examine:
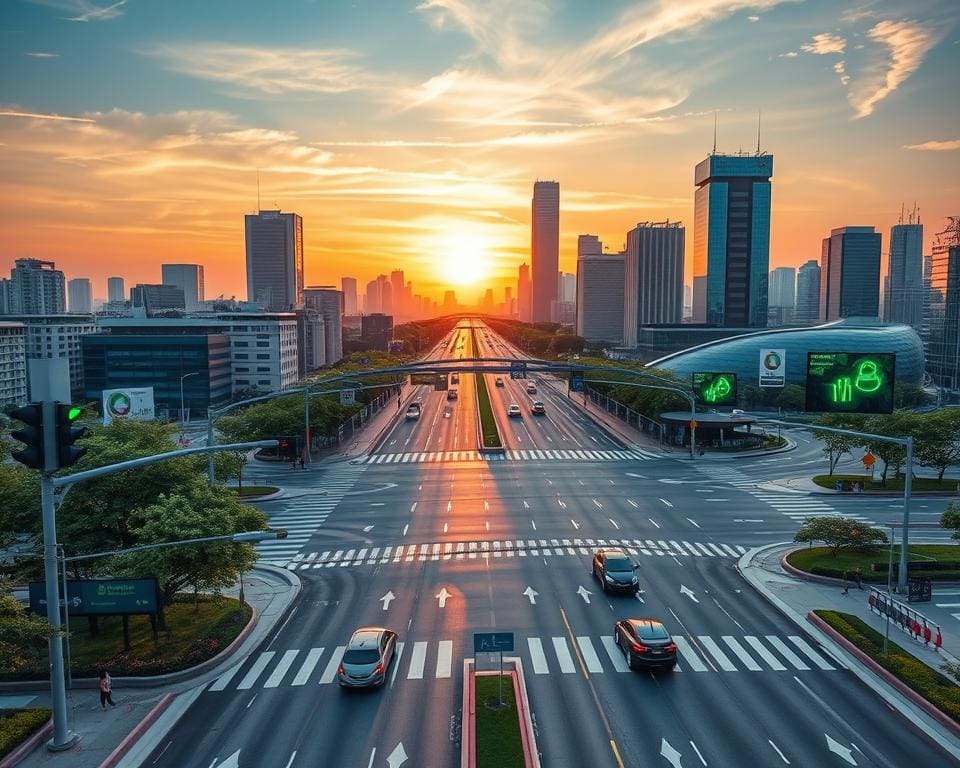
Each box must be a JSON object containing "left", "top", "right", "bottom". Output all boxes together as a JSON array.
[{"left": 439, "top": 234, "right": 491, "bottom": 286}]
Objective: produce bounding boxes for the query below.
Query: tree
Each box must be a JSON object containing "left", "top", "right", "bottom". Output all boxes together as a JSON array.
[
  {"left": 893, "top": 382, "right": 933, "bottom": 409},
  {"left": 913, "top": 410, "right": 960, "bottom": 481},
  {"left": 0, "top": 465, "right": 40, "bottom": 553},
  {"left": 942, "top": 501, "right": 960, "bottom": 542},
  {"left": 863, "top": 412, "right": 916, "bottom": 485},
  {"left": 813, "top": 414, "right": 867, "bottom": 476},
  {"left": 794, "top": 516, "right": 888, "bottom": 556},
  {"left": 214, "top": 451, "right": 248, "bottom": 491},
  {"left": 0, "top": 585, "right": 58, "bottom": 671}
]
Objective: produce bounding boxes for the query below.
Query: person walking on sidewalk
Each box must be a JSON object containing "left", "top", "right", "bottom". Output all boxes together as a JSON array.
[
  {"left": 99, "top": 670, "right": 116, "bottom": 709},
  {"left": 855, "top": 567, "right": 864, "bottom": 590},
  {"left": 841, "top": 571, "right": 849, "bottom": 595}
]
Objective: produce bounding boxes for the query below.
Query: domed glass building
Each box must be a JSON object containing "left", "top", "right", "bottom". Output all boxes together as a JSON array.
[{"left": 646, "top": 317, "right": 924, "bottom": 386}]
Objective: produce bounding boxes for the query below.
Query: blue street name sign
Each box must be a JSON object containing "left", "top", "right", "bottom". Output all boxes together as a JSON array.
[{"left": 473, "top": 631, "right": 515, "bottom": 653}]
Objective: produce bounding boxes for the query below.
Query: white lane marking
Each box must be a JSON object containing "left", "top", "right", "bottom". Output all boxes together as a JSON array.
[
  {"left": 765, "top": 635, "right": 810, "bottom": 670},
  {"left": 671, "top": 636, "right": 707, "bottom": 671},
  {"left": 743, "top": 636, "right": 787, "bottom": 671},
  {"left": 769, "top": 740, "right": 791, "bottom": 764},
  {"left": 721, "top": 636, "right": 761, "bottom": 671},
  {"left": 627, "top": 499, "right": 639, "bottom": 508},
  {"left": 609, "top": 518, "right": 620, "bottom": 530},
  {"left": 552, "top": 637, "right": 576, "bottom": 674},
  {"left": 788, "top": 636, "right": 835, "bottom": 670},
  {"left": 236, "top": 651, "right": 276, "bottom": 690},
  {"left": 659, "top": 498, "right": 673, "bottom": 508},
  {"left": 435, "top": 640, "right": 453, "bottom": 679},
  {"left": 576, "top": 636, "right": 604, "bottom": 674},
  {"left": 527, "top": 637, "right": 549, "bottom": 674},
  {"left": 402, "top": 524, "right": 409, "bottom": 536},
  {"left": 209, "top": 661, "right": 244, "bottom": 691},
  {"left": 697, "top": 636, "right": 736, "bottom": 671},
  {"left": 600, "top": 636, "right": 629, "bottom": 672},
  {"left": 263, "top": 649, "right": 300, "bottom": 688},
  {"left": 531, "top": 520, "right": 537, "bottom": 531},
  {"left": 407, "top": 641, "right": 428, "bottom": 679},
  {"left": 410, "top": 502, "right": 417, "bottom": 513},
  {"left": 291, "top": 648, "right": 324, "bottom": 686},
  {"left": 649, "top": 518, "right": 661, "bottom": 529},
  {"left": 686, "top": 518, "right": 700, "bottom": 528},
  {"left": 319, "top": 646, "right": 346, "bottom": 684},
  {"left": 389, "top": 642, "right": 405, "bottom": 688},
  {"left": 690, "top": 741, "right": 707, "bottom": 766}
]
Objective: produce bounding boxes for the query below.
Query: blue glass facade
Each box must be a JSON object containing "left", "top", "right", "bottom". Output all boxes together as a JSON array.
[{"left": 647, "top": 319, "right": 924, "bottom": 387}]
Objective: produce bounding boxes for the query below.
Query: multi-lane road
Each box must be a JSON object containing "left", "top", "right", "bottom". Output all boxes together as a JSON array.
[{"left": 147, "top": 321, "right": 957, "bottom": 768}]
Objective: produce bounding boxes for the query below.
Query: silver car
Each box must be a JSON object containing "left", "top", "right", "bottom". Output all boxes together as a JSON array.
[{"left": 338, "top": 627, "right": 397, "bottom": 688}]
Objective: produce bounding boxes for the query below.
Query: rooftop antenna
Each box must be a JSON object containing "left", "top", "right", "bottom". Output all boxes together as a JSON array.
[
  {"left": 900, "top": 202, "right": 905, "bottom": 225},
  {"left": 256, "top": 169, "right": 261, "bottom": 213},
  {"left": 712, "top": 111, "right": 718, "bottom": 154},
  {"left": 756, "top": 109, "right": 761, "bottom": 154}
]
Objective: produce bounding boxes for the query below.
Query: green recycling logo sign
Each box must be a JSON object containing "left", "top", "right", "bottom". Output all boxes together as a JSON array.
[{"left": 106, "top": 392, "right": 132, "bottom": 418}]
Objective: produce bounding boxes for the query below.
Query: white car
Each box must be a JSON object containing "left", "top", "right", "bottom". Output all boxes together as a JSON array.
[{"left": 507, "top": 404, "right": 522, "bottom": 418}]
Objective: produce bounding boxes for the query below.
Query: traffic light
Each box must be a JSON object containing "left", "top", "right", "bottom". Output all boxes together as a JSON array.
[
  {"left": 55, "top": 403, "right": 87, "bottom": 468},
  {"left": 10, "top": 403, "right": 46, "bottom": 469}
]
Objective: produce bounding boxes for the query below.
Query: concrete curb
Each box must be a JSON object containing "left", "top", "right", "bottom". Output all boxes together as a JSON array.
[
  {"left": 97, "top": 693, "right": 174, "bottom": 768},
  {"left": 806, "top": 611, "right": 960, "bottom": 739},
  {"left": 0, "top": 719, "right": 53, "bottom": 768}
]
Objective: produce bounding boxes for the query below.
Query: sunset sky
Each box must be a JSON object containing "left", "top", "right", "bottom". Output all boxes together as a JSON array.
[{"left": 1, "top": 0, "right": 958, "bottom": 304}]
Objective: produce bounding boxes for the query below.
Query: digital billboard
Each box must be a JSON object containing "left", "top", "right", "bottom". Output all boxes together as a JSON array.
[
  {"left": 102, "top": 387, "right": 155, "bottom": 426},
  {"left": 692, "top": 372, "right": 738, "bottom": 406},
  {"left": 805, "top": 352, "right": 895, "bottom": 414},
  {"left": 30, "top": 578, "right": 158, "bottom": 616}
]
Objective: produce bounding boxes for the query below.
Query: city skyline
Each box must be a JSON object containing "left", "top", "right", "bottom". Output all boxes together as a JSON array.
[{"left": 1, "top": 0, "right": 957, "bottom": 301}]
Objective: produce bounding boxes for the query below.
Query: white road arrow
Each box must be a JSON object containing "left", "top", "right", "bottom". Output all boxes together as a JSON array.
[
  {"left": 523, "top": 587, "right": 539, "bottom": 605},
  {"left": 436, "top": 587, "right": 452, "bottom": 608},
  {"left": 577, "top": 585, "right": 592, "bottom": 604},
  {"left": 380, "top": 591, "right": 395, "bottom": 611},
  {"left": 680, "top": 585, "right": 699, "bottom": 603},
  {"left": 659, "top": 738, "right": 683, "bottom": 768},
  {"left": 363, "top": 525, "right": 374, "bottom": 532},
  {"left": 386, "top": 741, "right": 409, "bottom": 767},
  {"left": 825, "top": 734, "right": 858, "bottom": 765},
  {"left": 215, "top": 750, "right": 241, "bottom": 768}
]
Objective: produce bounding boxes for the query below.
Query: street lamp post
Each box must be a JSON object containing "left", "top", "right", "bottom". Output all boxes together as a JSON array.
[{"left": 180, "top": 371, "right": 200, "bottom": 426}]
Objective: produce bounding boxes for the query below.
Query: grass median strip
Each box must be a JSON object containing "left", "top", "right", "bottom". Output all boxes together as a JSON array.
[
  {"left": 787, "top": 544, "right": 960, "bottom": 582},
  {"left": 470, "top": 326, "right": 503, "bottom": 449},
  {"left": 812, "top": 474, "right": 959, "bottom": 492},
  {"left": 815, "top": 610, "right": 960, "bottom": 723},
  {"left": 475, "top": 674, "right": 524, "bottom": 768}
]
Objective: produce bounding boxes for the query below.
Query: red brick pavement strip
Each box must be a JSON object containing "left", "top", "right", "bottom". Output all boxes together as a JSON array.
[{"left": 97, "top": 694, "right": 175, "bottom": 768}]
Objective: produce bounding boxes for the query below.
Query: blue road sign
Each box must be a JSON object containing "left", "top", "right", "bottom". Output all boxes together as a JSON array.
[
  {"left": 473, "top": 631, "right": 515, "bottom": 653},
  {"left": 570, "top": 372, "right": 584, "bottom": 392},
  {"left": 509, "top": 362, "right": 527, "bottom": 380}
]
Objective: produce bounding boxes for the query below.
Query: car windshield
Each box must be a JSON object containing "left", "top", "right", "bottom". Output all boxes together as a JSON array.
[
  {"left": 343, "top": 648, "right": 380, "bottom": 664},
  {"left": 606, "top": 556, "right": 632, "bottom": 572},
  {"left": 636, "top": 624, "right": 669, "bottom": 641}
]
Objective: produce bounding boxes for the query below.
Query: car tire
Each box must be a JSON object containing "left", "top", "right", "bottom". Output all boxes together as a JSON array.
[{"left": 627, "top": 653, "right": 637, "bottom": 671}]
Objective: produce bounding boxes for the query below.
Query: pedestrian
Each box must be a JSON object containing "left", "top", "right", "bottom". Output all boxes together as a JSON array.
[
  {"left": 855, "top": 567, "right": 863, "bottom": 590},
  {"left": 291, "top": 457, "right": 297, "bottom": 470},
  {"left": 99, "top": 670, "right": 115, "bottom": 709},
  {"left": 299, "top": 456, "right": 305, "bottom": 470},
  {"left": 841, "top": 571, "right": 849, "bottom": 595}
]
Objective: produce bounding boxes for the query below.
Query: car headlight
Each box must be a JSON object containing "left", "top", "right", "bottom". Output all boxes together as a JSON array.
[
  {"left": 631, "top": 576, "right": 638, "bottom": 584},
  {"left": 604, "top": 573, "right": 614, "bottom": 582}
]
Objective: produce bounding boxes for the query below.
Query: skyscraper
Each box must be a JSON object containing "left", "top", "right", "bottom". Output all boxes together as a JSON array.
[
  {"left": 577, "top": 250, "right": 624, "bottom": 343},
  {"left": 244, "top": 209, "right": 304, "bottom": 310},
  {"left": 67, "top": 278, "right": 93, "bottom": 314},
  {"left": 559, "top": 272, "right": 576, "bottom": 303},
  {"left": 820, "top": 226, "right": 882, "bottom": 322},
  {"left": 391, "top": 270, "right": 405, "bottom": 320},
  {"left": 884, "top": 220, "right": 924, "bottom": 328},
  {"left": 531, "top": 181, "right": 560, "bottom": 323},
  {"left": 578, "top": 235, "right": 602, "bottom": 258},
  {"left": 341, "top": 277, "right": 358, "bottom": 315},
  {"left": 162, "top": 263, "right": 205, "bottom": 311},
  {"left": 4, "top": 259, "right": 66, "bottom": 315},
  {"left": 926, "top": 219, "right": 959, "bottom": 391},
  {"left": 107, "top": 276, "right": 125, "bottom": 304},
  {"left": 623, "top": 222, "right": 684, "bottom": 346},
  {"left": 517, "top": 263, "right": 531, "bottom": 322},
  {"left": 768, "top": 266, "right": 796, "bottom": 326},
  {"left": 304, "top": 286, "right": 344, "bottom": 366},
  {"left": 365, "top": 279, "right": 380, "bottom": 314},
  {"left": 795, "top": 259, "right": 821, "bottom": 325},
  {"left": 379, "top": 275, "right": 393, "bottom": 316},
  {"left": 692, "top": 153, "right": 773, "bottom": 327}
]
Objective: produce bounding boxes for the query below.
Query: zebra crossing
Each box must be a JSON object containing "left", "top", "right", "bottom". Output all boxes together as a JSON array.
[
  {"left": 253, "top": 466, "right": 366, "bottom": 562},
  {"left": 269, "top": 538, "right": 749, "bottom": 570},
  {"left": 207, "top": 632, "right": 840, "bottom": 693},
  {"left": 359, "top": 447, "right": 659, "bottom": 465},
  {"left": 698, "top": 466, "right": 871, "bottom": 524}
]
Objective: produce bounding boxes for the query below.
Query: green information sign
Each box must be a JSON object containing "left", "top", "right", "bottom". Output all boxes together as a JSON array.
[
  {"left": 805, "top": 352, "right": 895, "bottom": 414},
  {"left": 30, "top": 578, "right": 158, "bottom": 616},
  {"left": 692, "top": 372, "right": 738, "bottom": 406}
]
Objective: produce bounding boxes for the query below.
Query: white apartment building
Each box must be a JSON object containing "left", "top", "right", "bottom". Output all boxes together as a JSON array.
[
  {"left": 216, "top": 313, "right": 299, "bottom": 392},
  {"left": 0, "top": 322, "right": 27, "bottom": 407},
  {"left": 6, "top": 314, "right": 97, "bottom": 394}
]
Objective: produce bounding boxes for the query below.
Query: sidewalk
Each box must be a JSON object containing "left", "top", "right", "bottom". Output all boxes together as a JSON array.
[{"left": 2, "top": 565, "right": 300, "bottom": 768}]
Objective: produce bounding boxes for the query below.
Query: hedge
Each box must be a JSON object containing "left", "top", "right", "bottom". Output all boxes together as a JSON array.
[
  {"left": 815, "top": 610, "right": 960, "bottom": 723},
  {"left": 470, "top": 328, "right": 502, "bottom": 449},
  {"left": 0, "top": 709, "right": 51, "bottom": 759}
]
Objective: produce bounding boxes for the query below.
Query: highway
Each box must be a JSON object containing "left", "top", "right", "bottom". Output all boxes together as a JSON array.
[{"left": 146, "top": 323, "right": 958, "bottom": 768}]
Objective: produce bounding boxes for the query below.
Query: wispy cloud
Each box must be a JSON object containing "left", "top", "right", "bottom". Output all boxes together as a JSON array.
[
  {"left": 29, "top": 0, "right": 128, "bottom": 22},
  {"left": 147, "top": 44, "right": 386, "bottom": 95},
  {"left": 849, "top": 19, "right": 939, "bottom": 118},
  {"left": 801, "top": 32, "right": 846, "bottom": 55},
  {"left": 834, "top": 60, "right": 850, "bottom": 86},
  {"left": 779, "top": 50, "right": 799, "bottom": 57},
  {"left": 0, "top": 109, "right": 95, "bottom": 123},
  {"left": 747, "top": 15, "right": 760, "bottom": 22},
  {"left": 904, "top": 138, "right": 960, "bottom": 151},
  {"left": 26, "top": 52, "right": 59, "bottom": 58}
]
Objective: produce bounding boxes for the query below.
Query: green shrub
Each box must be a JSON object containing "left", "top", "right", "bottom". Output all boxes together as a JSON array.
[{"left": 0, "top": 709, "right": 51, "bottom": 759}]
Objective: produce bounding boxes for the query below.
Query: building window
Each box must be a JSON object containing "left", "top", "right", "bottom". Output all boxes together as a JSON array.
[
  {"left": 256, "top": 341, "right": 270, "bottom": 347},
  {"left": 235, "top": 354, "right": 248, "bottom": 360},
  {"left": 235, "top": 341, "right": 249, "bottom": 347},
  {"left": 256, "top": 354, "right": 269, "bottom": 360},
  {"left": 258, "top": 380, "right": 271, "bottom": 385},
  {"left": 257, "top": 366, "right": 270, "bottom": 372}
]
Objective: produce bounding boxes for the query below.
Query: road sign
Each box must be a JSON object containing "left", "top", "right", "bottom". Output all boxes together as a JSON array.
[
  {"left": 30, "top": 578, "right": 158, "bottom": 616},
  {"left": 473, "top": 631, "right": 514, "bottom": 653},
  {"left": 862, "top": 452, "right": 876, "bottom": 467},
  {"left": 805, "top": 352, "right": 895, "bottom": 414},
  {"left": 409, "top": 373, "right": 436, "bottom": 385},
  {"left": 570, "top": 372, "right": 584, "bottom": 392},
  {"left": 510, "top": 361, "right": 527, "bottom": 380},
  {"left": 340, "top": 389, "right": 355, "bottom": 405}
]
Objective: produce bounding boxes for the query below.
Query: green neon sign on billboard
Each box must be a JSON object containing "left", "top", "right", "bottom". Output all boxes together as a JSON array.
[
  {"left": 805, "top": 352, "right": 895, "bottom": 414},
  {"left": 692, "top": 372, "right": 738, "bottom": 406}
]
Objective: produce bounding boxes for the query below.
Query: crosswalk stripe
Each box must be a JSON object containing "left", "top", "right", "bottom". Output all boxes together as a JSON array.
[
  {"left": 788, "top": 636, "right": 835, "bottom": 670},
  {"left": 237, "top": 651, "right": 275, "bottom": 690},
  {"left": 407, "top": 641, "right": 428, "bottom": 679},
  {"left": 552, "top": 637, "right": 576, "bottom": 674},
  {"left": 698, "top": 636, "right": 737, "bottom": 671},
  {"left": 719, "top": 544, "right": 740, "bottom": 557},
  {"left": 291, "top": 648, "right": 324, "bottom": 686},
  {"left": 263, "top": 649, "right": 299, "bottom": 688},
  {"left": 743, "top": 636, "right": 787, "bottom": 671},
  {"left": 764, "top": 635, "right": 810, "bottom": 670},
  {"left": 436, "top": 640, "right": 453, "bottom": 679},
  {"left": 319, "top": 646, "right": 345, "bottom": 684},
  {"left": 721, "top": 636, "right": 762, "bottom": 671},
  {"left": 209, "top": 661, "right": 244, "bottom": 691},
  {"left": 600, "top": 636, "right": 629, "bottom": 672},
  {"left": 528, "top": 638, "right": 549, "bottom": 674},
  {"left": 672, "top": 636, "right": 707, "bottom": 672},
  {"left": 576, "top": 636, "right": 604, "bottom": 674},
  {"left": 706, "top": 543, "right": 727, "bottom": 556}
]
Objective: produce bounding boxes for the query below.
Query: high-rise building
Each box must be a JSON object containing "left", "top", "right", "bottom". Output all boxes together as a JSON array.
[
  {"left": 304, "top": 286, "right": 344, "bottom": 366},
  {"left": 365, "top": 279, "right": 380, "bottom": 314},
  {"left": 7, "top": 314, "right": 95, "bottom": 394},
  {"left": 926, "top": 219, "right": 960, "bottom": 391},
  {"left": 390, "top": 270, "right": 405, "bottom": 320},
  {"left": 377, "top": 275, "right": 393, "bottom": 316},
  {"left": 341, "top": 277, "right": 358, "bottom": 315},
  {"left": 405, "top": 282, "right": 414, "bottom": 320},
  {"left": 795, "top": 259, "right": 821, "bottom": 325},
  {"left": 0, "top": 322, "right": 27, "bottom": 407},
  {"left": 623, "top": 222, "right": 684, "bottom": 346},
  {"left": 767, "top": 266, "right": 795, "bottom": 326},
  {"left": 517, "top": 263, "right": 531, "bottom": 322},
  {"left": 820, "top": 226, "right": 882, "bottom": 322},
  {"left": 3, "top": 259, "right": 66, "bottom": 315},
  {"left": 130, "top": 284, "right": 186, "bottom": 314},
  {"left": 884, "top": 220, "right": 924, "bottom": 328},
  {"left": 559, "top": 272, "right": 576, "bottom": 304},
  {"left": 577, "top": 251, "right": 625, "bottom": 343},
  {"left": 692, "top": 153, "right": 773, "bottom": 327},
  {"left": 578, "top": 235, "right": 602, "bottom": 258},
  {"left": 107, "top": 276, "right": 125, "bottom": 304},
  {"left": 162, "top": 263, "right": 205, "bottom": 312},
  {"left": 531, "top": 181, "right": 560, "bottom": 322},
  {"left": 442, "top": 291, "right": 457, "bottom": 311},
  {"left": 68, "top": 278, "right": 93, "bottom": 314},
  {"left": 244, "top": 209, "right": 304, "bottom": 310}
]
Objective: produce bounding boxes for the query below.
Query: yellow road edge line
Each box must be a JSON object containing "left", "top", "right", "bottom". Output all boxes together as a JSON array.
[
  {"left": 559, "top": 607, "right": 590, "bottom": 680},
  {"left": 609, "top": 740, "right": 626, "bottom": 768}
]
